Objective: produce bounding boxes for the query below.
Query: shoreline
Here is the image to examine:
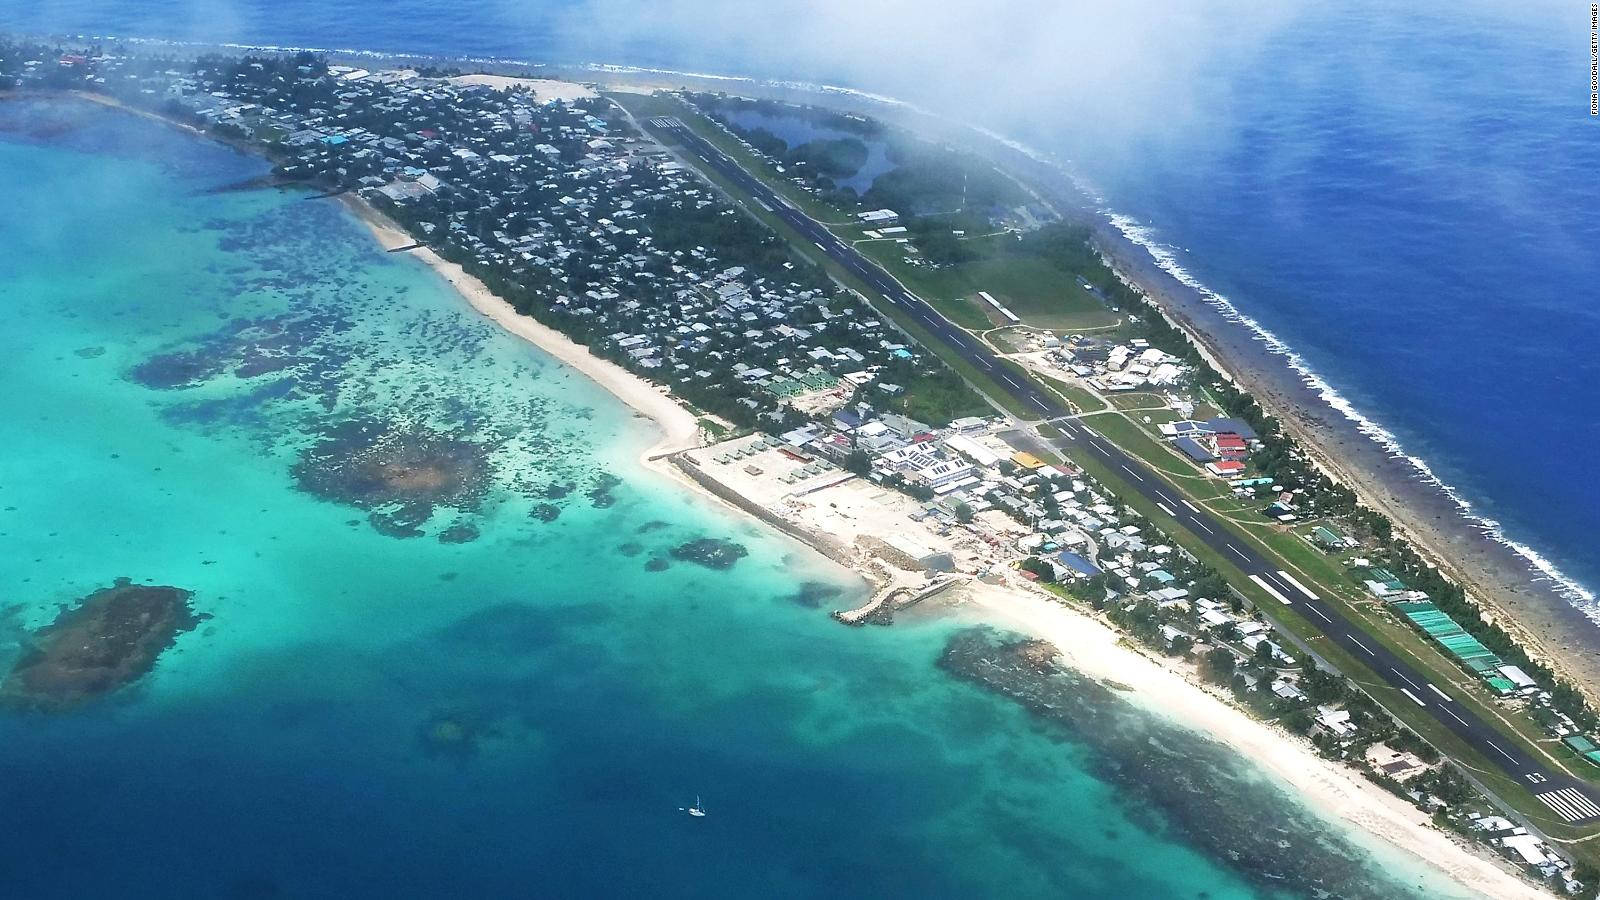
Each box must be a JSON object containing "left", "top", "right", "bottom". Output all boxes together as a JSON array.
[
  {"left": 30, "top": 87, "right": 1549, "bottom": 899},
  {"left": 955, "top": 580, "right": 1547, "bottom": 900},
  {"left": 336, "top": 195, "right": 703, "bottom": 471},
  {"left": 1077, "top": 218, "right": 1600, "bottom": 700}
]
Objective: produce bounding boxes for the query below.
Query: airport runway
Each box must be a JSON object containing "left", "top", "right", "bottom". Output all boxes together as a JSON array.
[{"left": 653, "top": 115, "right": 1600, "bottom": 823}]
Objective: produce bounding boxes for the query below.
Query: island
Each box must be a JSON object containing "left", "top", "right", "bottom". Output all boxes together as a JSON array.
[{"left": 0, "top": 38, "right": 1590, "bottom": 896}]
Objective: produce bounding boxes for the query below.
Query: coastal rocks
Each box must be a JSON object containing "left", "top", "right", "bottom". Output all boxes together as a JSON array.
[
  {"left": 0, "top": 578, "right": 205, "bottom": 711},
  {"left": 786, "top": 581, "right": 844, "bottom": 609},
  {"left": 669, "top": 538, "right": 749, "bottom": 570},
  {"left": 585, "top": 473, "right": 622, "bottom": 508},
  {"left": 436, "top": 521, "right": 480, "bottom": 544},
  {"left": 529, "top": 503, "right": 561, "bottom": 523},
  {"left": 937, "top": 627, "right": 1434, "bottom": 900},
  {"left": 290, "top": 418, "right": 494, "bottom": 535}
]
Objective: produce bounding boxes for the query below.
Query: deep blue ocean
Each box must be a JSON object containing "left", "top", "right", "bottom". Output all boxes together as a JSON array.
[{"left": 0, "top": 1, "right": 1591, "bottom": 896}]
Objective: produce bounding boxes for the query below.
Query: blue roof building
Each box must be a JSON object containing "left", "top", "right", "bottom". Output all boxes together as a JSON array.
[{"left": 1055, "top": 551, "right": 1103, "bottom": 578}]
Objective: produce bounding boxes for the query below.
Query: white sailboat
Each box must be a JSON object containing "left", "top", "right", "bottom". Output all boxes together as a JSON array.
[{"left": 682, "top": 795, "right": 706, "bottom": 817}]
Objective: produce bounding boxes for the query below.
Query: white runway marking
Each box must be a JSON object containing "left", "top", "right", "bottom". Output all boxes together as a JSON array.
[
  {"left": 1538, "top": 789, "right": 1600, "bottom": 822},
  {"left": 1248, "top": 574, "right": 1291, "bottom": 605},
  {"left": 1275, "top": 570, "right": 1320, "bottom": 601}
]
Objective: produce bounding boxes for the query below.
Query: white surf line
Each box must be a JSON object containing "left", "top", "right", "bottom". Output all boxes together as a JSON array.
[
  {"left": 1180, "top": 498, "right": 1200, "bottom": 514},
  {"left": 1428, "top": 683, "right": 1453, "bottom": 702},
  {"left": 1248, "top": 574, "right": 1292, "bottom": 605},
  {"left": 1484, "top": 740, "right": 1518, "bottom": 765},
  {"left": 1275, "top": 570, "right": 1320, "bottom": 601},
  {"left": 1305, "top": 604, "right": 1332, "bottom": 623},
  {"left": 1156, "top": 502, "right": 1176, "bottom": 517},
  {"left": 1348, "top": 635, "right": 1376, "bottom": 656},
  {"left": 1390, "top": 667, "right": 1422, "bottom": 691},
  {"left": 1120, "top": 464, "right": 1144, "bottom": 482},
  {"left": 1400, "top": 688, "right": 1428, "bottom": 707}
]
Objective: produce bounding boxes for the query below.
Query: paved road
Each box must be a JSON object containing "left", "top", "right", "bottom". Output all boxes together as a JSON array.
[{"left": 653, "top": 115, "right": 1600, "bottom": 825}]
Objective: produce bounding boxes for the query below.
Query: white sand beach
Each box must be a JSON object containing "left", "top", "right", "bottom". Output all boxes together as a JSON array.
[
  {"left": 448, "top": 73, "right": 598, "bottom": 103},
  {"left": 341, "top": 195, "right": 701, "bottom": 465},
  {"left": 960, "top": 580, "right": 1548, "bottom": 900}
]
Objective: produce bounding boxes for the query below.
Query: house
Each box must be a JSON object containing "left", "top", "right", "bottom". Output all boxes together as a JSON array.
[
  {"left": 1206, "top": 460, "right": 1245, "bottom": 476},
  {"left": 1312, "top": 705, "right": 1359, "bottom": 740},
  {"left": 857, "top": 208, "right": 900, "bottom": 225},
  {"left": 1054, "top": 551, "right": 1103, "bottom": 579},
  {"left": 1364, "top": 743, "right": 1429, "bottom": 782},
  {"left": 1174, "top": 436, "right": 1215, "bottom": 463}
]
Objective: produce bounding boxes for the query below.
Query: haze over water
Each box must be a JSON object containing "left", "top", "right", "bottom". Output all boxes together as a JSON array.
[{"left": 0, "top": 70, "right": 1473, "bottom": 900}]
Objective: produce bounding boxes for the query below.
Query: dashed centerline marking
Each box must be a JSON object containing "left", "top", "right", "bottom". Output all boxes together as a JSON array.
[
  {"left": 1194, "top": 521, "right": 1214, "bottom": 534},
  {"left": 1444, "top": 707, "right": 1470, "bottom": 727},
  {"left": 1120, "top": 464, "right": 1144, "bottom": 482},
  {"left": 1306, "top": 605, "right": 1332, "bottom": 623},
  {"left": 1348, "top": 636, "right": 1376, "bottom": 656},
  {"left": 1484, "top": 740, "right": 1518, "bottom": 765},
  {"left": 1389, "top": 668, "right": 1422, "bottom": 691},
  {"left": 1227, "top": 544, "right": 1248, "bottom": 560}
]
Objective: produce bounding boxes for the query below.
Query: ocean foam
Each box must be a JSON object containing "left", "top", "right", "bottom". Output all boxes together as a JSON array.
[
  {"left": 1100, "top": 211, "right": 1597, "bottom": 611},
  {"left": 78, "top": 35, "right": 1598, "bottom": 612}
]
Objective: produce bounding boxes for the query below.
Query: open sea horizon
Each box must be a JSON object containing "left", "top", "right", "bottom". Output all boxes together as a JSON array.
[
  {"left": 5, "top": 0, "right": 1592, "bottom": 613},
  {"left": 1, "top": 2, "right": 1592, "bottom": 896}
]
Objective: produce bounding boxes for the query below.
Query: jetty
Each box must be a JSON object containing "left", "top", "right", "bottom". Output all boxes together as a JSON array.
[{"left": 833, "top": 572, "right": 964, "bottom": 626}]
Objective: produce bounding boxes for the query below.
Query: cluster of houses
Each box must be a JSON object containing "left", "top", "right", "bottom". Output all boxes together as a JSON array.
[
  {"left": 1049, "top": 334, "right": 1190, "bottom": 392},
  {"left": 1471, "top": 814, "right": 1578, "bottom": 887},
  {"left": 5, "top": 48, "right": 948, "bottom": 431}
]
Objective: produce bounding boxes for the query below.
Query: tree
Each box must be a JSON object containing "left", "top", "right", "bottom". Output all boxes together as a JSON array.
[
  {"left": 1201, "top": 647, "right": 1236, "bottom": 684},
  {"left": 953, "top": 500, "right": 975, "bottom": 524},
  {"left": 1019, "top": 556, "right": 1055, "bottom": 583}
]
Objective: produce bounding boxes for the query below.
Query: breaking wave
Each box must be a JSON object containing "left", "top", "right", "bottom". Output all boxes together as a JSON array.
[
  {"left": 1100, "top": 210, "right": 1597, "bottom": 610},
  {"left": 67, "top": 34, "right": 1598, "bottom": 609}
]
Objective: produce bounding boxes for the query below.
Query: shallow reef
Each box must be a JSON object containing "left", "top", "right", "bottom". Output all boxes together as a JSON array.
[
  {"left": 937, "top": 627, "right": 1431, "bottom": 900},
  {"left": 290, "top": 418, "right": 495, "bottom": 534},
  {"left": 1, "top": 578, "right": 205, "bottom": 711},
  {"left": 669, "top": 538, "right": 749, "bottom": 570}
]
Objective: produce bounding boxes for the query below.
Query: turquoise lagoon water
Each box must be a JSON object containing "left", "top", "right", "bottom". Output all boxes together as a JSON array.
[{"left": 0, "top": 100, "right": 1474, "bottom": 899}]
